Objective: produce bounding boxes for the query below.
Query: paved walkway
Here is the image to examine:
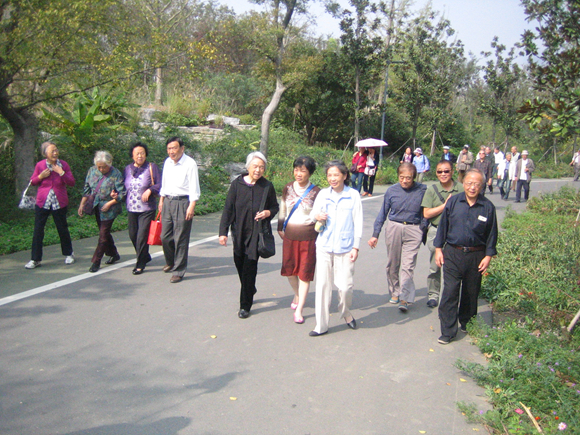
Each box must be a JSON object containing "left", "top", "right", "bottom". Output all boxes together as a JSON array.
[{"left": 0, "top": 179, "right": 575, "bottom": 435}]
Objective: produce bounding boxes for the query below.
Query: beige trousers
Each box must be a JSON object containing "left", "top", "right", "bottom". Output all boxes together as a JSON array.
[{"left": 313, "top": 248, "right": 354, "bottom": 334}]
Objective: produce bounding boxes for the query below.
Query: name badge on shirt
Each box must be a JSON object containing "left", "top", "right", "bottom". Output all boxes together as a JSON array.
[{"left": 478, "top": 215, "right": 487, "bottom": 222}]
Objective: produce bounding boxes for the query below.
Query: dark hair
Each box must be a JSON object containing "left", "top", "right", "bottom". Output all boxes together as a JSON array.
[
  {"left": 129, "top": 142, "right": 149, "bottom": 158},
  {"left": 325, "top": 160, "right": 350, "bottom": 186},
  {"left": 166, "top": 136, "right": 184, "bottom": 147},
  {"left": 398, "top": 162, "right": 417, "bottom": 179},
  {"left": 293, "top": 156, "right": 316, "bottom": 175},
  {"left": 436, "top": 160, "right": 453, "bottom": 170}
]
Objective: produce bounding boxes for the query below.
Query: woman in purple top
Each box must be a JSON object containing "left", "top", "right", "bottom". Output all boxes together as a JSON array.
[
  {"left": 124, "top": 142, "right": 161, "bottom": 275},
  {"left": 25, "top": 141, "right": 76, "bottom": 269}
]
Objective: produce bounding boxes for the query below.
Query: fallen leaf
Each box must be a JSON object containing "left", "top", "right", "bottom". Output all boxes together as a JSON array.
[
  {"left": 429, "top": 348, "right": 434, "bottom": 352},
  {"left": 494, "top": 388, "right": 501, "bottom": 394},
  {"left": 446, "top": 383, "right": 451, "bottom": 386},
  {"left": 210, "top": 335, "right": 217, "bottom": 339},
  {"left": 230, "top": 397, "right": 237, "bottom": 401},
  {"left": 472, "top": 429, "right": 479, "bottom": 431},
  {"left": 419, "top": 431, "right": 426, "bottom": 434},
  {"left": 484, "top": 353, "right": 493, "bottom": 358},
  {"left": 272, "top": 293, "right": 276, "bottom": 296},
  {"left": 430, "top": 326, "right": 434, "bottom": 330},
  {"left": 460, "top": 378, "right": 467, "bottom": 382}
]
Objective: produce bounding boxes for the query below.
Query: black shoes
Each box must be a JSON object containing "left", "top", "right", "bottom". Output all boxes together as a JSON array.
[
  {"left": 132, "top": 268, "right": 144, "bottom": 275},
  {"left": 427, "top": 299, "right": 438, "bottom": 308},
  {"left": 89, "top": 263, "right": 100, "bottom": 273},
  {"left": 438, "top": 335, "right": 453, "bottom": 345},
  {"left": 346, "top": 317, "right": 357, "bottom": 329},
  {"left": 238, "top": 309, "right": 250, "bottom": 319},
  {"left": 309, "top": 330, "right": 328, "bottom": 337},
  {"left": 105, "top": 254, "right": 121, "bottom": 265},
  {"left": 460, "top": 325, "right": 468, "bottom": 333}
]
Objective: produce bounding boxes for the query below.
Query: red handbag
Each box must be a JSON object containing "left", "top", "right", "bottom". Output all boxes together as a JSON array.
[{"left": 147, "top": 211, "right": 162, "bottom": 245}]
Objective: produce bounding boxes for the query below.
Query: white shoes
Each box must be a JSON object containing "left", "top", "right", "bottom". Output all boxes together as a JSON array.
[
  {"left": 25, "top": 260, "right": 41, "bottom": 269},
  {"left": 65, "top": 254, "right": 75, "bottom": 265}
]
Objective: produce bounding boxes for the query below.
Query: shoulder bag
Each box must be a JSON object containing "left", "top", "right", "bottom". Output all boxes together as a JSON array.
[
  {"left": 257, "top": 184, "right": 276, "bottom": 258},
  {"left": 283, "top": 183, "right": 316, "bottom": 231},
  {"left": 18, "top": 182, "right": 36, "bottom": 211}
]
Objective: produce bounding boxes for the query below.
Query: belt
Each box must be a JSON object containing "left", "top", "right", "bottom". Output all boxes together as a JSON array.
[
  {"left": 391, "top": 220, "right": 420, "bottom": 226},
  {"left": 449, "top": 244, "right": 485, "bottom": 252},
  {"left": 165, "top": 195, "right": 189, "bottom": 200}
]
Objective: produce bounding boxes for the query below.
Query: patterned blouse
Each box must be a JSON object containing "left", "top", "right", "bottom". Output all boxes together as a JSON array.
[
  {"left": 83, "top": 166, "right": 126, "bottom": 221},
  {"left": 124, "top": 162, "right": 162, "bottom": 213}
]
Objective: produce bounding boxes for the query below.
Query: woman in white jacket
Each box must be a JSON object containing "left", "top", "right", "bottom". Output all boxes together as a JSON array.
[
  {"left": 309, "top": 160, "right": 363, "bottom": 336},
  {"left": 498, "top": 152, "right": 516, "bottom": 199}
]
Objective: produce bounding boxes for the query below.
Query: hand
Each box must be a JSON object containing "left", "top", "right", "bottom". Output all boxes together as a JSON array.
[
  {"left": 219, "top": 236, "right": 228, "bottom": 247},
  {"left": 278, "top": 230, "right": 285, "bottom": 239},
  {"left": 39, "top": 168, "right": 51, "bottom": 180},
  {"left": 254, "top": 210, "right": 270, "bottom": 221},
  {"left": 52, "top": 165, "right": 64, "bottom": 176},
  {"left": 478, "top": 256, "right": 492, "bottom": 274},
  {"left": 368, "top": 237, "right": 378, "bottom": 249},
  {"left": 349, "top": 248, "right": 359, "bottom": 262},
  {"left": 141, "top": 189, "right": 151, "bottom": 202},
  {"left": 78, "top": 205, "right": 84, "bottom": 217},
  {"left": 435, "top": 248, "right": 444, "bottom": 268},
  {"left": 100, "top": 203, "right": 111, "bottom": 213},
  {"left": 186, "top": 203, "right": 195, "bottom": 220},
  {"left": 315, "top": 212, "right": 327, "bottom": 222}
]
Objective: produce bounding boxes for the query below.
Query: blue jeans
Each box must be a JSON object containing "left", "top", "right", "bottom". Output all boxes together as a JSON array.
[{"left": 350, "top": 172, "right": 364, "bottom": 192}]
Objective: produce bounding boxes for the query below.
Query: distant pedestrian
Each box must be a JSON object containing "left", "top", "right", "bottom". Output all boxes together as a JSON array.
[
  {"left": 25, "top": 141, "right": 76, "bottom": 270},
  {"left": 400, "top": 147, "right": 413, "bottom": 164},
  {"left": 497, "top": 153, "right": 515, "bottom": 200},
  {"left": 473, "top": 150, "right": 493, "bottom": 195},
  {"left": 412, "top": 148, "right": 430, "bottom": 183},
  {"left": 368, "top": 162, "right": 427, "bottom": 313},
  {"left": 514, "top": 150, "right": 535, "bottom": 203},
  {"left": 219, "top": 152, "right": 279, "bottom": 319},
  {"left": 456, "top": 145, "right": 473, "bottom": 182},
  {"left": 309, "top": 160, "right": 362, "bottom": 336},
  {"left": 277, "top": 156, "right": 320, "bottom": 324},
  {"left": 570, "top": 150, "right": 580, "bottom": 181},
  {"left": 493, "top": 146, "right": 504, "bottom": 188},
  {"left": 350, "top": 147, "right": 367, "bottom": 192},
  {"left": 158, "top": 137, "right": 201, "bottom": 283},
  {"left": 421, "top": 160, "right": 464, "bottom": 308},
  {"left": 440, "top": 146, "right": 456, "bottom": 164},
  {"left": 434, "top": 168, "right": 498, "bottom": 345},
  {"left": 362, "top": 147, "right": 379, "bottom": 197}
]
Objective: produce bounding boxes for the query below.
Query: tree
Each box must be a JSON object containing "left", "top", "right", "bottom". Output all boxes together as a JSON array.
[
  {"left": 0, "top": 0, "right": 136, "bottom": 195},
  {"left": 519, "top": 0, "right": 580, "bottom": 138}
]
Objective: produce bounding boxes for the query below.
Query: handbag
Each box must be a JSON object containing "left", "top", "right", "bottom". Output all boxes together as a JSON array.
[
  {"left": 364, "top": 166, "right": 376, "bottom": 176},
  {"left": 82, "top": 175, "right": 107, "bottom": 216},
  {"left": 257, "top": 184, "right": 276, "bottom": 258},
  {"left": 18, "top": 182, "right": 36, "bottom": 210},
  {"left": 147, "top": 211, "right": 162, "bottom": 245}
]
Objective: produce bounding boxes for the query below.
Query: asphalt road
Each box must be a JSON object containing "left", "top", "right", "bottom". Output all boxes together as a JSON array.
[{"left": 0, "top": 178, "right": 576, "bottom": 435}]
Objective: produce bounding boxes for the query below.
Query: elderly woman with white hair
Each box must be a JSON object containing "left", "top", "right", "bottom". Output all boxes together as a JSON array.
[
  {"left": 78, "top": 150, "right": 126, "bottom": 273},
  {"left": 25, "top": 141, "right": 76, "bottom": 269},
  {"left": 219, "top": 151, "right": 279, "bottom": 319}
]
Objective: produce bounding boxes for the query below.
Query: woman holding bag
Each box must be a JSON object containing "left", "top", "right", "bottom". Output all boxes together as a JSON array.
[
  {"left": 362, "top": 147, "right": 379, "bottom": 197},
  {"left": 124, "top": 142, "right": 161, "bottom": 275}
]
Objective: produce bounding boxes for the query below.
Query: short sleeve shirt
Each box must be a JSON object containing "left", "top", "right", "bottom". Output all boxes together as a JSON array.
[{"left": 421, "top": 181, "right": 464, "bottom": 227}]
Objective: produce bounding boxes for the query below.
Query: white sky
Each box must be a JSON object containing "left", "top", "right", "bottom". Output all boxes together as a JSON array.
[{"left": 216, "top": 0, "right": 536, "bottom": 64}]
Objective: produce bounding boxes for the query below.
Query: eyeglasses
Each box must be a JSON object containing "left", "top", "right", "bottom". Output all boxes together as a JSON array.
[
  {"left": 464, "top": 182, "right": 482, "bottom": 188},
  {"left": 436, "top": 170, "right": 451, "bottom": 174}
]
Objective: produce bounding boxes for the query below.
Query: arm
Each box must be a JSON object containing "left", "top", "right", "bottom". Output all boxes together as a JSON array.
[
  {"left": 277, "top": 185, "right": 289, "bottom": 238},
  {"left": 60, "top": 161, "right": 75, "bottom": 187},
  {"left": 219, "top": 181, "right": 237, "bottom": 238},
  {"left": 186, "top": 160, "right": 201, "bottom": 220}
]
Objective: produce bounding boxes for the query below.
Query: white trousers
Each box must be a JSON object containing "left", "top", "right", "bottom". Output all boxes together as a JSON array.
[{"left": 313, "top": 248, "right": 354, "bottom": 334}]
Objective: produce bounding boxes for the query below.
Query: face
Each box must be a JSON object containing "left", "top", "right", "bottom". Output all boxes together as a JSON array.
[
  {"left": 463, "top": 172, "right": 484, "bottom": 200},
  {"left": 435, "top": 163, "right": 452, "bottom": 184},
  {"left": 247, "top": 158, "right": 265, "bottom": 182},
  {"left": 462, "top": 148, "right": 468, "bottom": 153},
  {"left": 511, "top": 146, "right": 517, "bottom": 154},
  {"left": 44, "top": 144, "right": 59, "bottom": 162},
  {"left": 293, "top": 165, "right": 311, "bottom": 185},
  {"left": 167, "top": 141, "right": 184, "bottom": 163},
  {"left": 479, "top": 151, "right": 486, "bottom": 160},
  {"left": 326, "top": 166, "right": 347, "bottom": 190},
  {"left": 506, "top": 154, "right": 512, "bottom": 161},
  {"left": 405, "top": 148, "right": 412, "bottom": 155},
  {"left": 443, "top": 149, "right": 449, "bottom": 154},
  {"left": 485, "top": 147, "right": 491, "bottom": 154},
  {"left": 522, "top": 153, "right": 528, "bottom": 159},
  {"left": 398, "top": 168, "right": 414, "bottom": 189},
  {"left": 132, "top": 146, "right": 147, "bottom": 166},
  {"left": 96, "top": 162, "right": 111, "bottom": 175}
]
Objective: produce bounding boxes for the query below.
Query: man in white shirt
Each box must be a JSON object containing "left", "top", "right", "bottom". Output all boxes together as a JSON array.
[
  {"left": 493, "top": 146, "right": 504, "bottom": 189},
  {"left": 570, "top": 150, "right": 580, "bottom": 181},
  {"left": 514, "top": 150, "right": 535, "bottom": 203},
  {"left": 158, "top": 137, "right": 201, "bottom": 283}
]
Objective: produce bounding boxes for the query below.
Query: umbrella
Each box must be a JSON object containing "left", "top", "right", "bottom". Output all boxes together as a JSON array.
[{"left": 355, "top": 138, "right": 388, "bottom": 148}]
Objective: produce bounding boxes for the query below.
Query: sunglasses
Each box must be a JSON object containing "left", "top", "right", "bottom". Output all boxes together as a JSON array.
[{"left": 436, "top": 170, "right": 451, "bottom": 174}]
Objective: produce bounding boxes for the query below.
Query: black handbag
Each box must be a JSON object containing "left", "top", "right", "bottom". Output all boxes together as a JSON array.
[{"left": 257, "top": 184, "right": 276, "bottom": 258}]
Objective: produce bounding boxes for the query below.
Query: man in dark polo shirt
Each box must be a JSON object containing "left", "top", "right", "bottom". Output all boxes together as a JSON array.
[{"left": 434, "top": 168, "right": 498, "bottom": 344}]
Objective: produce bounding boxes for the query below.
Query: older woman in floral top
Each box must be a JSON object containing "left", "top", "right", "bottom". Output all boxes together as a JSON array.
[
  {"left": 124, "top": 142, "right": 161, "bottom": 275},
  {"left": 79, "top": 150, "right": 126, "bottom": 273}
]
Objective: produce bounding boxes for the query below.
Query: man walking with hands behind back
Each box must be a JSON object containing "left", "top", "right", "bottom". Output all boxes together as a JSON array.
[
  {"left": 159, "top": 137, "right": 201, "bottom": 283},
  {"left": 514, "top": 150, "right": 535, "bottom": 203},
  {"left": 434, "top": 169, "right": 498, "bottom": 345},
  {"left": 421, "top": 160, "right": 463, "bottom": 308}
]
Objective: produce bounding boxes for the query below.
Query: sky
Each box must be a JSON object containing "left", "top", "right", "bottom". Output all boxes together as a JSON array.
[{"left": 216, "top": 0, "right": 536, "bottom": 64}]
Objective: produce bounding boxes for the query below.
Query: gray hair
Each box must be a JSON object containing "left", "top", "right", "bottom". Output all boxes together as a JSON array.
[
  {"left": 506, "top": 152, "right": 512, "bottom": 157},
  {"left": 94, "top": 150, "right": 113, "bottom": 166},
  {"left": 40, "top": 141, "right": 57, "bottom": 157},
  {"left": 245, "top": 151, "right": 267, "bottom": 170}
]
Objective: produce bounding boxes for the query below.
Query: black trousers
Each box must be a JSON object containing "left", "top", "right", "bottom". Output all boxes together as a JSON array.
[
  {"left": 515, "top": 179, "right": 530, "bottom": 201},
  {"left": 128, "top": 210, "right": 155, "bottom": 269},
  {"left": 438, "top": 245, "right": 485, "bottom": 339},
  {"left": 31, "top": 206, "right": 73, "bottom": 262},
  {"left": 234, "top": 253, "right": 258, "bottom": 311},
  {"left": 363, "top": 173, "right": 376, "bottom": 195},
  {"left": 92, "top": 211, "right": 118, "bottom": 264}
]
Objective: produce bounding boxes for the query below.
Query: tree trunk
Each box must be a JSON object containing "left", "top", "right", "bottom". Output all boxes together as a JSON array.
[
  {"left": 155, "top": 66, "right": 163, "bottom": 106},
  {"left": 430, "top": 127, "right": 436, "bottom": 156},
  {"left": 354, "top": 66, "right": 361, "bottom": 143},
  {"left": 260, "top": 77, "right": 287, "bottom": 157},
  {"left": 0, "top": 89, "right": 38, "bottom": 197}
]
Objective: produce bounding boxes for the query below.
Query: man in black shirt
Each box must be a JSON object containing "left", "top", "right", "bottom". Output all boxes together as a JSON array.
[{"left": 434, "top": 169, "right": 498, "bottom": 344}]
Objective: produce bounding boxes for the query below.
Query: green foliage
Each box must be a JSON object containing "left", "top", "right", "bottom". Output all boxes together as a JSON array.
[{"left": 155, "top": 112, "right": 202, "bottom": 127}]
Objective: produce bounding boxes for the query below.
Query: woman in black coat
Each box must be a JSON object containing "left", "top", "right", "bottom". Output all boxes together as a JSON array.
[{"left": 219, "top": 151, "right": 279, "bottom": 319}]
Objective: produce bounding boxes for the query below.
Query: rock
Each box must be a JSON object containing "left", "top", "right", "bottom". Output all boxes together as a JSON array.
[
  {"left": 207, "top": 114, "right": 240, "bottom": 126},
  {"left": 140, "top": 108, "right": 157, "bottom": 123}
]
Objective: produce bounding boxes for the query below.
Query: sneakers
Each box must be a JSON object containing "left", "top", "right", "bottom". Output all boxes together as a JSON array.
[
  {"left": 426, "top": 299, "right": 438, "bottom": 308},
  {"left": 65, "top": 254, "right": 75, "bottom": 265},
  {"left": 460, "top": 325, "right": 468, "bottom": 333},
  {"left": 438, "top": 335, "right": 453, "bottom": 345},
  {"left": 398, "top": 301, "right": 408, "bottom": 312},
  {"left": 25, "top": 260, "right": 41, "bottom": 269}
]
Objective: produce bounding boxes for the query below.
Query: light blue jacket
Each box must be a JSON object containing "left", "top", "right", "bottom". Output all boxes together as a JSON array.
[
  {"left": 413, "top": 154, "right": 430, "bottom": 173},
  {"left": 311, "top": 186, "right": 363, "bottom": 254}
]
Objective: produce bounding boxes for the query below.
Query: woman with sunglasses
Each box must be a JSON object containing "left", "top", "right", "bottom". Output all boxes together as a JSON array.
[{"left": 421, "top": 160, "right": 464, "bottom": 308}]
